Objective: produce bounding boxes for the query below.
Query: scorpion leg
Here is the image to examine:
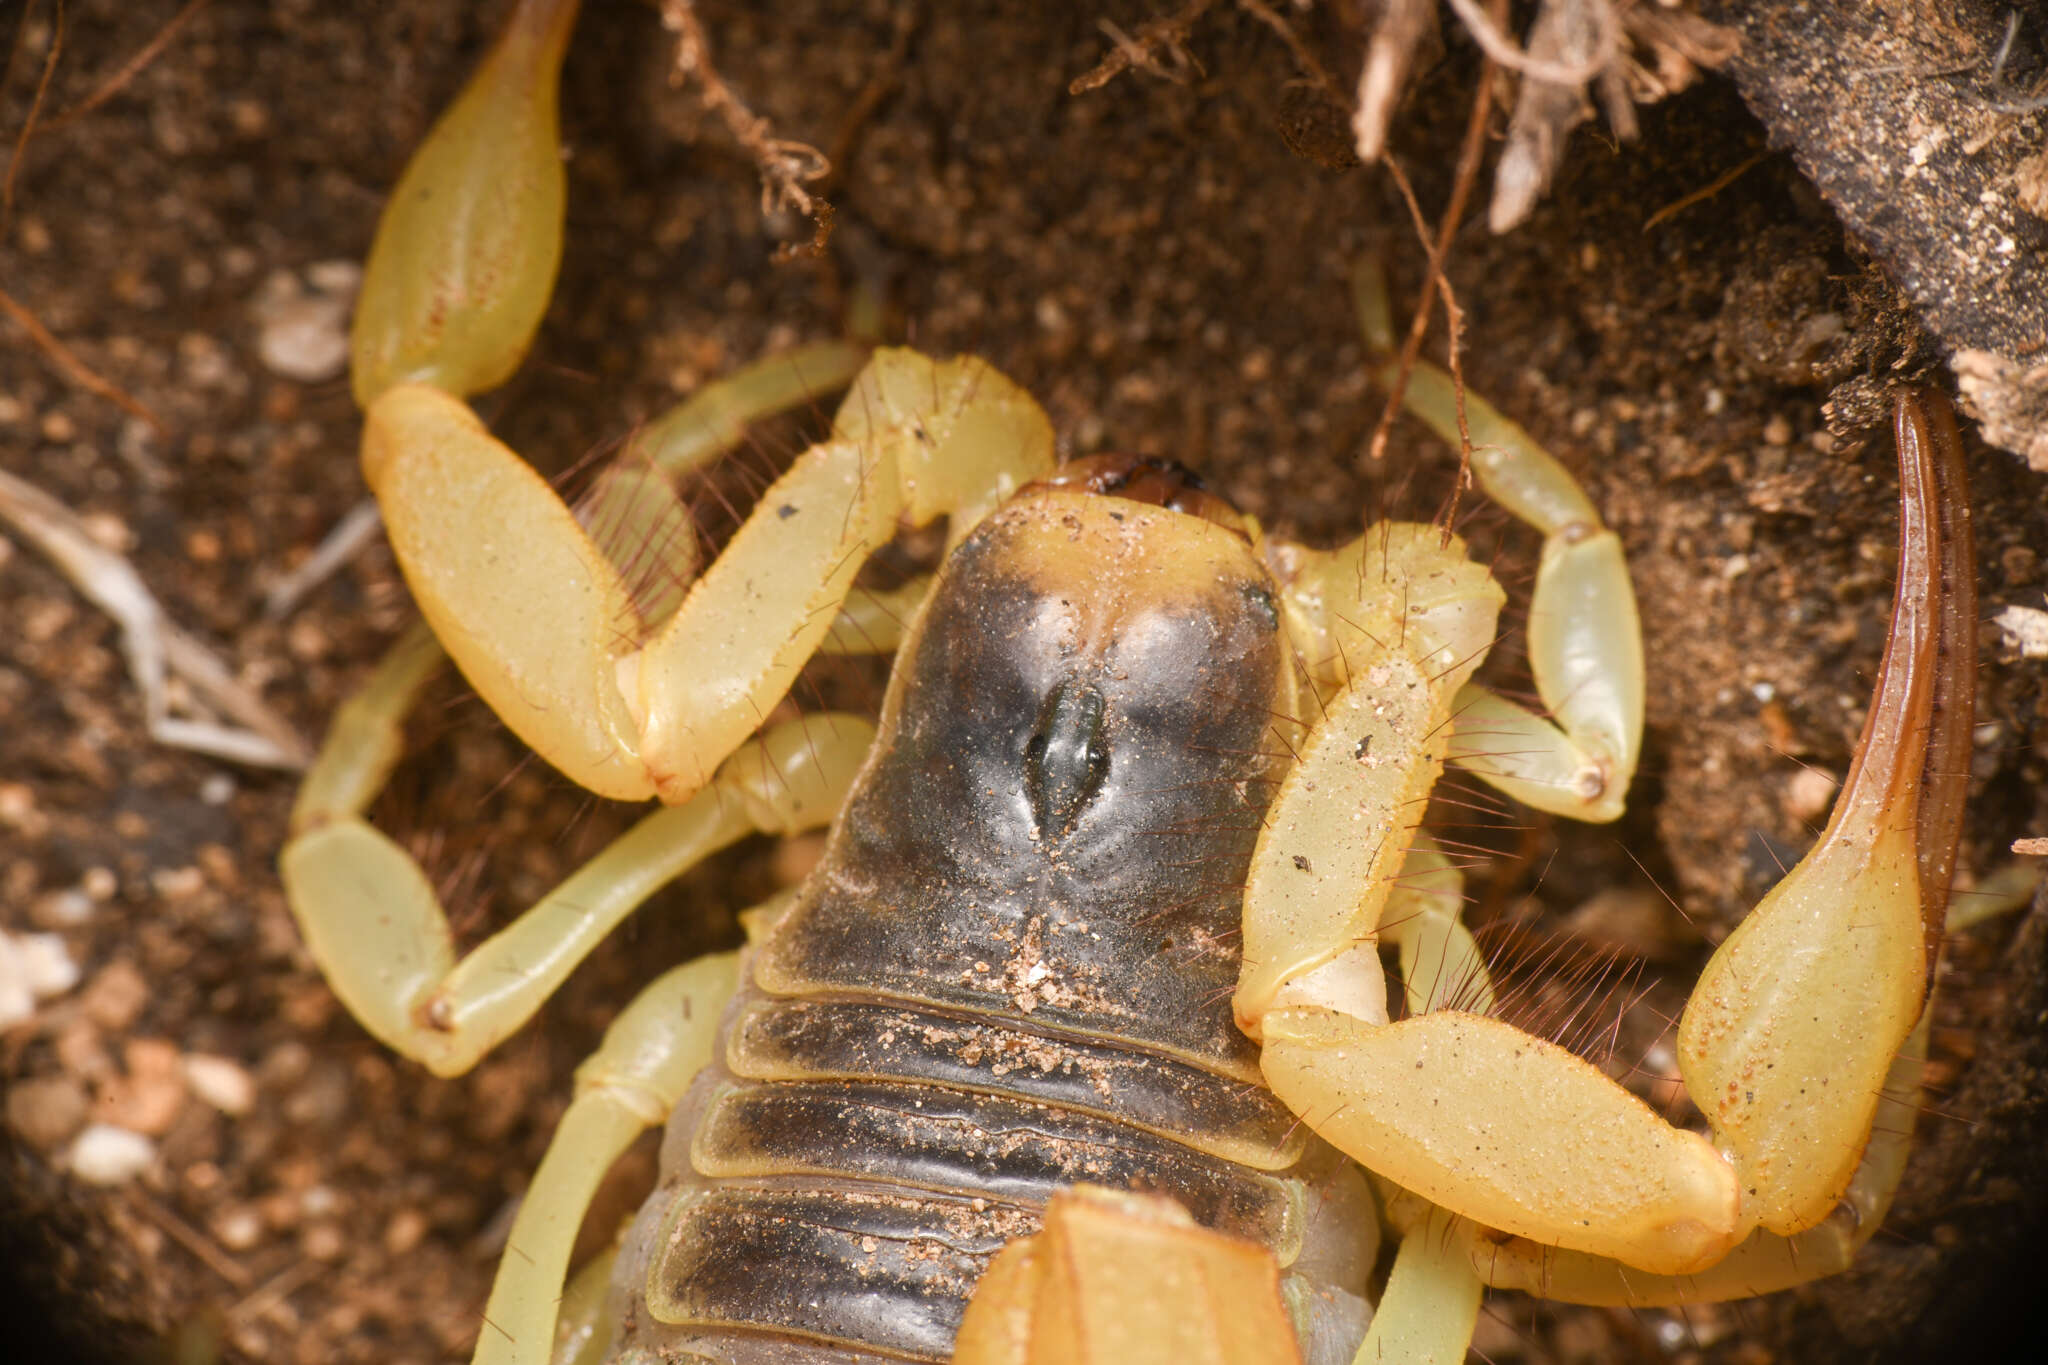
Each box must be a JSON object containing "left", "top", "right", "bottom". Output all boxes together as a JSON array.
[
  {"left": 1237, "top": 387, "right": 1973, "bottom": 1277},
  {"left": 1354, "top": 840, "right": 1490, "bottom": 1364},
  {"left": 475, "top": 949, "right": 741, "bottom": 1365},
  {"left": 280, "top": 715, "right": 871, "bottom": 1077},
  {"left": 1353, "top": 261, "right": 1642, "bottom": 823},
  {"left": 1355, "top": 1204, "right": 1483, "bottom": 1365}
]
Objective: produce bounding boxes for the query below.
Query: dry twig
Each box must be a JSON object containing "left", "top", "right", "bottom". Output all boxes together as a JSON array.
[
  {"left": 0, "top": 467, "right": 309, "bottom": 770},
  {"left": 1489, "top": 0, "right": 1614, "bottom": 232},
  {"left": 1069, "top": 0, "right": 1218, "bottom": 94},
  {"left": 659, "top": 0, "right": 833, "bottom": 253},
  {"left": 1365, "top": 0, "right": 1504, "bottom": 502},
  {"left": 1353, "top": 0, "right": 1435, "bottom": 164}
]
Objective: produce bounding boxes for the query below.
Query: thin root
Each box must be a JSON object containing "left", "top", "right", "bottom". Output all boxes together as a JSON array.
[
  {"left": 0, "top": 285, "right": 168, "bottom": 436},
  {"left": 1068, "top": 0, "right": 1217, "bottom": 94},
  {"left": 42, "top": 0, "right": 212, "bottom": 134},
  {"left": 659, "top": 0, "right": 833, "bottom": 246},
  {"left": 1364, "top": 1, "right": 1499, "bottom": 528}
]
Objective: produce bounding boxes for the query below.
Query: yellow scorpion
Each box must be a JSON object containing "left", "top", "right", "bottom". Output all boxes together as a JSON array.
[{"left": 279, "top": 3, "right": 1978, "bottom": 1361}]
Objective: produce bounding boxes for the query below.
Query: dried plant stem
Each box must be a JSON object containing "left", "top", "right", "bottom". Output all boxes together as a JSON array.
[
  {"left": 1443, "top": 0, "right": 1615, "bottom": 86},
  {"left": 1365, "top": 0, "right": 1503, "bottom": 504},
  {"left": 659, "top": 0, "right": 832, "bottom": 246}
]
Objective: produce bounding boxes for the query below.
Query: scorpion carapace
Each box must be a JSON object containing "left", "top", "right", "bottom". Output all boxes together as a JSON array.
[{"left": 609, "top": 487, "right": 1377, "bottom": 1362}]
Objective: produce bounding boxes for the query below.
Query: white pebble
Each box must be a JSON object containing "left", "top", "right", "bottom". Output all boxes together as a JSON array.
[
  {"left": 67, "top": 1123, "right": 157, "bottom": 1186},
  {"left": 257, "top": 295, "right": 351, "bottom": 382},
  {"left": 1784, "top": 767, "right": 1840, "bottom": 823},
  {"left": 0, "top": 928, "right": 80, "bottom": 1028},
  {"left": 1994, "top": 603, "right": 2048, "bottom": 659},
  {"left": 305, "top": 259, "right": 363, "bottom": 294},
  {"left": 251, "top": 264, "right": 360, "bottom": 383},
  {"left": 183, "top": 1053, "right": 257, "bottom": 1116}
]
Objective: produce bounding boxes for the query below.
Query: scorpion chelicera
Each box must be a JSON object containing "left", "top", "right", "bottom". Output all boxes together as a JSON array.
[{"left": 278, "top": 3, "right": 1979, "bottom": 1362}]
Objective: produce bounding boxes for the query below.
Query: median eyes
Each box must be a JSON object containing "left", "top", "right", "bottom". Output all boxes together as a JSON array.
[{"left": 1024, "top": 681, "right": 1110, "bottom": 841}]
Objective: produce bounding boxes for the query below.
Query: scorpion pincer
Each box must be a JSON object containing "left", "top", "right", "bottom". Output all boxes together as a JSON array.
[{"left": 277, "top": 3, "right": 1979, "bottom": 1360}]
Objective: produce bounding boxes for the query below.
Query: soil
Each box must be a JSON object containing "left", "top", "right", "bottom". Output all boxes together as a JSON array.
[{"left": 2, "top": 3, "right": 2045, "bottom": 1364}]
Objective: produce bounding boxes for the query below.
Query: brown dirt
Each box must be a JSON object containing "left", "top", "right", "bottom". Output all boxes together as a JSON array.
[{"left": 2, "top": 3, "right": 2045, "bottom": 1364}]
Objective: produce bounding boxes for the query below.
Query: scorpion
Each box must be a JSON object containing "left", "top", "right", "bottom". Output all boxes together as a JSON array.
[{"left": 278, "top": 3, "right": 1979, "bottom": 1361}]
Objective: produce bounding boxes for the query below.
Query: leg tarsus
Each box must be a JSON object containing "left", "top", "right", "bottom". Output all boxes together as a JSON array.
[
  {"left": 280, "top": 716, "right": 871, "bottom": 1076},
  {"left": 288, "top": 620, "right": 443, "bottom": 835},
  {"left": 474, "top": 951, "right": 739, "bottom": 1365},
  {"left": 1355, "top": 1204, "right": 1483, "bottom": 1365},
  {"left": 1351, "top": 257, "right": 1643, "bottom": 825}
]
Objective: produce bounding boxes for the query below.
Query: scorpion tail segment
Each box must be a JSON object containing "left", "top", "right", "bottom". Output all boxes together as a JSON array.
[
  {"left": 349, "top": 0, "right": 580, "bottom": 407},
  {"left": 1677, "top": 386, "right": 1975, "bottom": 1240},
  {"left": 953, "top": 1187, "right": 1303, "bottom": 1365},
  {"left": 474, "top": 953, "right": 740, "bottom": 1365},
  {"left": 1359, "top": 1204, "right": 1484, "bottom": 1365},
  {"left": 363, "top": 384, "right": 654, "bottom": 801}
]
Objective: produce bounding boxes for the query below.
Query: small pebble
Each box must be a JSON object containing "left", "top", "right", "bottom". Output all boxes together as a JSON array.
[
  {"left": 1783, "top": 766, "right": 1840, "bottom": 823},
  {"left": 67, "top": 1122, "right": 157, "bottom": 1185},
  {"left": 213, "top": 1204, "right": 265, "bottom": 1252},
  {"left": 252, "top": 263, "right": 360, "bottom": 383},
  {"left": 1993, "top": 603, "right": 2048, "bottom": 659},
  {"left": 6, "top": 1074, "right": 89, "bottom": 1150},
  {"left": 257, "top": 296, "right": 351, "bottom": 381},
  {"left": 184, "top": 1053, "right": 257, "bottom": 1116},
  {"left": 0, "top": 928, "right": 80, "bottom": 1027},
  {"left": 31, "top": 887, "right": 93, "bottom": 928},
  {"left": 151, "top": 865, "right": 207, "bottom": 900},
  {"left": 383, "top": 1207, "right": 428, "bottom": 1256},
  {"left": 301, "top": 1222, "right": 346, "bottom": 1262},
  {"left": 79, "top": 959, "right": 149, "bottom": 1032},
  {"left": 94, "top": 1038, "right": 189, "bottom": 1136}
]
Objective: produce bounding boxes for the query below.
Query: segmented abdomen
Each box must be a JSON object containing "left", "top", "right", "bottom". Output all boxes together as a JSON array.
[{"left": 614, "top": 986, "right": 1350, "bottom": 1362}]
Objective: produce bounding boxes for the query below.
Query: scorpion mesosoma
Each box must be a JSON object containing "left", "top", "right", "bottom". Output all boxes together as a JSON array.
[{"left": 277, "top": 2, "right": 1979, "bottom": 1362}]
